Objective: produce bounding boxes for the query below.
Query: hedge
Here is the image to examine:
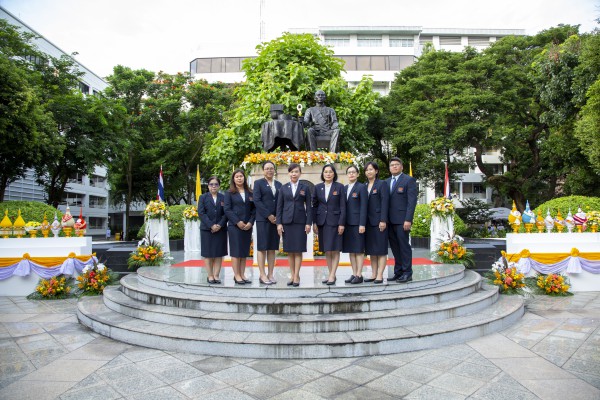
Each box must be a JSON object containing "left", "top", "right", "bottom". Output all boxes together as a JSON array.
[
  {"left": 0, "top": 201, "right": 63, "bottom": 226},
  {"left": 533, "top": 196, "right": 600, "bottom": 217}
]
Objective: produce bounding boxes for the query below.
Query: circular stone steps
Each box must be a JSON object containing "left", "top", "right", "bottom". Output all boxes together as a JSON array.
[{"left": 77, "top": 264, "right": 524, "bottom": 358}]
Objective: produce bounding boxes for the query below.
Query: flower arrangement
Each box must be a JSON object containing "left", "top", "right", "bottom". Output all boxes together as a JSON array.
[
  {"left": 314, "top": 235, "right": 324, "bottom": 256},
  {"left": 487, "top": 255, "right": 526, "bottom": 295},
  {"left": 25, "top": 221, "right": 41, "bottom": 230},
  {"left": 144, "top": 200, "right": 170, "bottom": 220},
  {"left": 533, "top": 273, "right": 572, "bottom": 296},
  {"left": 430, "top": 197, "right": 455, "bottom": 218},
  {"left": 77, "top": 262, "right": 116, "bottom": 296},
  {"left": 128, "top": 237, "right": 165, "bottom": 270},
  {"left": 587, "top": 211, "right": 600, "bottom": 228},
  {"left": 241, "top": 151, "right": 356, "bottom": 169},
  {"left": 182, "top": 206, "right": 199, "bottom": 221},
  {"left": 28, "top": 275, "right": 73, "bottom": 299},
  {"left": 435, "top": 234, "right": 474, "bottom": 267}
]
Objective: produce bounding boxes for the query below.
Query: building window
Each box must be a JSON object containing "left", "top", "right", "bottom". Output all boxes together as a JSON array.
[
  {"left": 336, "top": 55, "right": 414, "bottom": 71},
  {"left": 89, "top": 195, "right": 106, "bottom": 209},
  {"left": 389, "top": 37, "right": 414, "bottom": 47},
  {"left": 89, "top": 175, "right": 106, "bottom": 188},
  {"left": 88, "top": 217, "right": 106, "bottom": 229},
  {"left": 78, "top": 81, "right": 90, "bottom": 94},
  {"left": 440, "top": 36, "right": 462, "bottom": 46},
  {"left": 324, "top": 36, "right": 350, "bottom": 47},
  {"left": 357, "top": 35, "right": 382, "bottom": 47},
  {"left": 192, "top": 57, "right": 251, "bottom": 74},
  {"left": 468, "top": 36, "right": 490, "bottom": 46},
  {"left": 67, "top": 173, "right": 83, "bottom": 185},
  {"left": 370, "top": 56, "right": 386, "bottom": 70},
  {"left": 419, "top": 36, "right": 433, "bottom": 45},
  {"left": 356, "top": 56, "right": 371, "bottom": 70},
  {"left": 337, "top": 56, "right": 356, "bottom": 70},
  {"left": 61, "top": 193, "right": 84, "bottom": 207}
]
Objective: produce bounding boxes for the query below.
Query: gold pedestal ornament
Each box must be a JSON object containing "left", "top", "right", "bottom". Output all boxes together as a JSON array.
[{"left": 63, "top": 227, "right": 73, "bottom": 237}]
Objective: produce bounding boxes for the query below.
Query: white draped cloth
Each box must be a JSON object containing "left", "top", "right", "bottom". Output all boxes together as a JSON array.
[
  {"left": 430, "top": 215, "right": 454, "bottom": 254},
  {"left": 184, "top": 220, "right": 201, "bottom": 252},
  {"left": 146, "top": 218, "right": 170, "bottom": 254}
]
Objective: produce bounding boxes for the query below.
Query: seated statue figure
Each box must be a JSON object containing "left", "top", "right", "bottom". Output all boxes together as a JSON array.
[
  {"left": 302, "top": 90, "right": 340, "bottom": 153},
  {"left": 261, "top": 104, "right": 303, "bottom": 152}
]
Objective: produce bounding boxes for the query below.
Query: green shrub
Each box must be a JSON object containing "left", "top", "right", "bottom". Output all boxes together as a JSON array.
[
  {"left": 0, "top": 201, "right": 63, "bottom": 237},
  {"left": 533, "top": 196, "right": 600, "bottom": 216},
  {"left": 136, "top": 204, "right": 187, "bottom": 240},
  {"left": 411, "top": 203, "right": 467, "bottom": 237}
]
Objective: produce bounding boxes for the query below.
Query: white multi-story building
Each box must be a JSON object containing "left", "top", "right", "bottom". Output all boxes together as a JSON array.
[
  {"left": 190, "top": 26, "right": 523, "bottom": 205},
  {"left": 1, "top": 6, "right": 110, "bottom": 236}
]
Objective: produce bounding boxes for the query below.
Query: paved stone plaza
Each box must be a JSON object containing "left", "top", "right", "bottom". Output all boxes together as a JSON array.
[{"left": 1, "top": 289, "right": 600, "bottom": 399}]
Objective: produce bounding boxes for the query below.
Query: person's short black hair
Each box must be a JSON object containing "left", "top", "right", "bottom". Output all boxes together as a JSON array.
[
  {"left": 346, "top": 165, "right": 359, "bottom": 174},
  {"left": 262, "top": 161, "right": 276, "bottom": 170},
  {"left": 365, "top": 161, "right": 379, "bottom": 178},
  {"left": 288, "top": 163, "right": 301, "bottom": 173},
  {"left": 207, "top": 175, "right": 220, "bottom": 185},
  {"left": 390, "top": 157, "right": 403, "bottom": 165},
  {"left": 320, "top": 164, "right": 338, "bottom": 182}
]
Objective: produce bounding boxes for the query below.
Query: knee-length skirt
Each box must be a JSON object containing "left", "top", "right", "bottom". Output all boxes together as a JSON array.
[
  {"left": 342, "top": 225, "right": 365, "bottom": 254},
  {"left": 318, "top": 225, "right": 342, "bottom": 252},
  {"left": 227, "top": 225, "right": 252, "bottom": 258},
  {"left": 256, "top": 221, "right": 280, "bottom": 251},
  {"left": 365, "top": 225, "right": 389, "bottom": 256},
  {"left": 200, "top": 228, "right": 228, "bottom": 258},
  {"left": 282, "top": 223, "right": 306, "bottom": 253}
]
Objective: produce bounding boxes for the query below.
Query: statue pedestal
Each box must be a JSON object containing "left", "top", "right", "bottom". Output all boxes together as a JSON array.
[
  {"left": 184, "top": 220, "right": 201, "bottom": 252},
  {"left": 146, "top": 218, "right": 170, "bottom": 254},
  {"left": 249, "top": 162, "right": 351, "bottom": 261}
]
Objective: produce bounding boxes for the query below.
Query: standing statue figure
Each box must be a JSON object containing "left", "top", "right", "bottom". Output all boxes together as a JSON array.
[{"left": 303, "top": 90, "right": 340, "bottom": 153}]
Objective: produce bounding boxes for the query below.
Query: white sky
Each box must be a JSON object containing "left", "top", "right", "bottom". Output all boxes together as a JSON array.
[{"left": 1, "top": 0, "right": 598, "bottom": 78}]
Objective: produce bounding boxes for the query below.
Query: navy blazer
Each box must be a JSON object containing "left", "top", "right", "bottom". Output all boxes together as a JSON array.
[
  {"left": 276, "top": 181, "right": 312, "bottom": 225},
  {"left": 343, "top": 182, "right": 368, "bottom": 227},
  {"left": 253, "top": 178, "right": 282, "bottom": 222},
  {"left": 198, "top": 192, "right": 227, "bottom": 231},
  {"left": 312, "top": 181, "right": 346, "bottom": 227},
  {"left": 366, "top": 179, "right": 389, "bottom": 226},
  {"left": 386, "top": 173, "right": 418, "bottom": 225},
  {"left": 224, "top": 191, "right": 256, "bottom": 226}
]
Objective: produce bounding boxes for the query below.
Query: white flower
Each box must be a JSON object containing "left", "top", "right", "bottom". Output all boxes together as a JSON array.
[
  {"left": 82, "top": 266, "right": 90, "bottom": 274},
  {"left": 97, "top": 263, "right": 106, "bottom": 271}
]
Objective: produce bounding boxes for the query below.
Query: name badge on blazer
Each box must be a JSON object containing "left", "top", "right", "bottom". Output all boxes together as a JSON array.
[
  {"left": 299, "top": 190, "right": 305, "bottom": 196},
  {"left": 333, "top": 191, "right": 338, "bottom": 196},
  {"left": 397, "top": 187, "right": 404, "bottom": 193},
  {"left": 372, "top": 189, "right": 378, "bottom": 194},
  {"left": 220, "top": 201, "right": 225, "bottom": 206},
  {"left": 248, "top": 196, "right": 253, "bottom": 201},
  {"left": 352, "top": 192, "right": 358, "bottom": 198}
]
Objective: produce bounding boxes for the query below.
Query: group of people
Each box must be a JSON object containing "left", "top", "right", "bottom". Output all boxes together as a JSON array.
[{"left": 198, "top": 157, "right": 417, "bottom": 287}]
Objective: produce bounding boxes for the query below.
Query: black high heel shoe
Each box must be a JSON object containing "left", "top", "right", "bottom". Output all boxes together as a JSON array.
[
  {"left": 234, "top": 278, "right": 246, "bottom": 285},
  {"left": 364, "top": 278, "right": 376, "bottom": 283},
  {"left": 326, "top": 278, "right": 337, "bottom": 286}
]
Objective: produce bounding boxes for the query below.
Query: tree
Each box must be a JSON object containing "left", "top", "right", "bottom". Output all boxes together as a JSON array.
[
  {"left": 204, "top": 33, "right": 380, "bottom": 180},
  {"left": 0, "top": 19, "right": 54, "bottom": 202}
]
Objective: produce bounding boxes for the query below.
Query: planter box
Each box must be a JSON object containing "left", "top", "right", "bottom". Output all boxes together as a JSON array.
[{"left": 411, "top": 236, "right": 430, "bottom": 249}]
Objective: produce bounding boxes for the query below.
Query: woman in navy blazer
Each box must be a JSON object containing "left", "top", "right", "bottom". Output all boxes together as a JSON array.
[
  {"left": 276, "top": 163, "right": 312, "bottom": 287},
  {"left": 312, "top": 164, "right": 346, "bottom": 285},
  {"left": 198, "top": 176, "right": 228, "bottom": 284},
  {"left": 252, "top": 161, "right": 282, "bottom": 285},
  {"left": 364, "top": 161, "right": 389, "bottom": 284},
  {"left": 342, "top": 165, "right": 368, "bottom": 284},
  {"left": 224, "top": 169, "right": 256, "bottom": 285}
]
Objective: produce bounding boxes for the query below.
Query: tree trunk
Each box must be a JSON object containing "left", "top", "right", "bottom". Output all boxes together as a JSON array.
[
  {"left": 126, "top": 152, "right": 133, "bottom": 241},
  {"left": 0, "top": 176, "right": 8, "bottom": 203}
]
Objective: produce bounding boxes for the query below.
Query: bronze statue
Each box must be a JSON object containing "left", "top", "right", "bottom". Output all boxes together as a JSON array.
[
  {"left": 261, "top": 104, "right": 303, "bottom": 152},
  {"left": 302, "top": 90, "right": 340, "bottom": 153}
]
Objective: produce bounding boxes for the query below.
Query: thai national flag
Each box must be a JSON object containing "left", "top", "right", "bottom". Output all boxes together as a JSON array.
[
  {"left": 444, "top": 162, "right": 451, "bottom": 199},
  {"left": 157, "top": 166, "right": 165, "bottom": 201}
]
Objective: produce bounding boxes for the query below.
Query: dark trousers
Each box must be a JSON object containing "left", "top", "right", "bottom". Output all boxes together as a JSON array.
[{"left": 388, "top": 224, "right": 412, "bottom": 277}]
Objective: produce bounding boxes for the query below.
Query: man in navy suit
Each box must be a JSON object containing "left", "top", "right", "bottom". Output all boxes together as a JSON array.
[{"left": 386, "top": 157, "right": 418, "bottom": 282}]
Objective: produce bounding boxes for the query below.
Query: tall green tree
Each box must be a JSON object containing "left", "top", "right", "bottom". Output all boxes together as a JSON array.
[
  {"left": 0, "top": 19, "right": 54, "bottom": 202},
  {"left": 204, "top": 33, "right": 380, "bottom": 180}
]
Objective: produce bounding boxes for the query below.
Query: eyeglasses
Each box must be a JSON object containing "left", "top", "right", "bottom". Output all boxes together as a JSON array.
[
  {"left": 208, "top": 183, "right": 219, "bottom": 187},
  {"left": 347, "top": 170, "right": 357, "bottom": 174}
]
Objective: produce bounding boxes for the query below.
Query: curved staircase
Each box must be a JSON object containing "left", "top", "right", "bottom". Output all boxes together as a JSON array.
[{"left": 77, "top": 264, "right": 523, "bottom": 358}]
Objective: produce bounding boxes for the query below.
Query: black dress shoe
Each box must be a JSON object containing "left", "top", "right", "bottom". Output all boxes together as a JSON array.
[
  {"left": 351, "top": 276, "right": 363, "bottom": 284},
  {"left": 364, "top": 278, "right": 376, "bottom": 283},
  {"left": 259, "top": 278, "right": 273, "bottom": 285},
  {"left": 389, "top": 274, "right": 401, "bottom": 281},
  {"left": 322, "top": 279, "right": 329, "bottom": 284},
  {"left": 397, "top": 275, "right": 413, "bottom": 283},
  {"left": 345, "top": 275, "right": 356, "bottom": 283},
  {"left": 287, "top": 281, "right": 294, "bottom": 286},
  {"left": 243, "top": 279, "right": 252, "bottom": 284},
  {"left": 234, "top": 279, "right": 245, "bottom": 285},
  {"left": 373, "top": 279, "right": 383, "bottom": 284},
  {"left": 326, "top": 278, "right": 336, "bottom": 286},
  {"left": 214, "top": 279, "right": 222, "bottom": 284},
  {"left": 292, "top": 281, "right": 300, "bottom": 287}
]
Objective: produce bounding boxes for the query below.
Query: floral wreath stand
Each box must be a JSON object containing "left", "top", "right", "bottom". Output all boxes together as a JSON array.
[
  {"left": 145, "top": 218, "right": 170, "bottom": 254},
  {"left": 184, "top": 220, "right": 201, "bottom": 252},
  {"left": 430, "top": 215, "right": 454, "bottom": 254}
]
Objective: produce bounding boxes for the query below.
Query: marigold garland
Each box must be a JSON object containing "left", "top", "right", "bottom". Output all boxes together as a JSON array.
[{"left": 241, "top": 151, "right": 356, "bottom": 169}]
